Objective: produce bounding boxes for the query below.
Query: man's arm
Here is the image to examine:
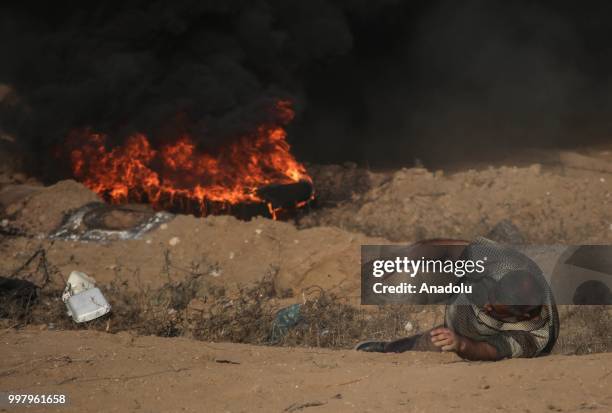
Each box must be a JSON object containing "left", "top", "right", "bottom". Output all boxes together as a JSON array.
[
  {"left": 455, "top": 335, "right": 501, "bottom": 361},
  {"left": 430, "top": 328, "right": 502, "bottom": 361}
]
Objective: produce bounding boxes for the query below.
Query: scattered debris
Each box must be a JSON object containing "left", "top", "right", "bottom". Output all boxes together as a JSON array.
[
  {"left": 284, "top": 400, "right": 327, "bottom": 412},
  {"left": 270, "top": 303, "right": 302, "bottom": 343},
  {"left": 62, "top": 271, "right": 111, "bottom": 323},
  {"left": 214, "top": 359, "right": 240, "bottom": 365},
  {"left": 50, "top": 202, "right": 173, "bottom": 242}
]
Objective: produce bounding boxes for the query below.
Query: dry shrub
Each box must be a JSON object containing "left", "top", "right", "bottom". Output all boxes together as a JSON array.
[
  {"left": 281, "top": 294, "right": 430, "bottom": 348},
  {"left": 1, "top": 274, "right": 611, "bottom": 355},
  {"left": 554, "top": 305, "right": 612, "bottom": 355},
  {"left": 0, "top": 277, "right": 38, "bottom": 325},
  {"left": 190, "top": 278, "right": 277, "bottom": 343}
]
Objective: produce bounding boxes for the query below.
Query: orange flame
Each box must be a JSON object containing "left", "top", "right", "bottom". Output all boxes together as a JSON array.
[{"left": 68, "top": 100, "right": 313, "bottom": 218}]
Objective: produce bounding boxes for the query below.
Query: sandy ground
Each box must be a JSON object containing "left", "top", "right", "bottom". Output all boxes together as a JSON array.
[
  {"left": 2, "top": 328, "right": 611, "bottom": 413},
  {"left": 1, "top": 149, "right": 612, "bottom": 412}
]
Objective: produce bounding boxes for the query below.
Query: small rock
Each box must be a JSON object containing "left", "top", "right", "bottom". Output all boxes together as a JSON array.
[
  {"left": 169, "top": 237, "right": 180, "bottom": 246},
  {"left": 255, "top": 228, "right": 262, "bottom": 235},
  {"left": 160, "top": 223, "right": 168, "bottom": 230},
  {"left": 404, "top": 321, "right": 414, "bottom": 332},
  {"left": 229, "top": 251, "right": 235, "bottom": 259}
]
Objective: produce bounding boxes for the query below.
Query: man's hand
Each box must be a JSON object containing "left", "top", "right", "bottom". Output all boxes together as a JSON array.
[
  {"left": 430, "top": 327, "right": 464, "bottom": 352},
  {"left": 431, "top": 327, "right": 501, "bottom": 361}
]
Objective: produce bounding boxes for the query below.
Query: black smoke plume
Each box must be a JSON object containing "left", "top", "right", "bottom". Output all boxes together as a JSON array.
[
  {"left": 0, "top": 0, "right": 393, "bottom": 178},
  {"left": 2, "top": 0, "right": 612, "bottom": 177}
]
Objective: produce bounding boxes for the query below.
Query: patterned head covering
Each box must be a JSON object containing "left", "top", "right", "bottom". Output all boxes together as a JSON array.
[{"left": 446, "top": 237, "right": 559, "bottom": 358}]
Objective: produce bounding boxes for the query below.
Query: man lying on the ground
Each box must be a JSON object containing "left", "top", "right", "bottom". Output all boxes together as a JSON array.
[{"left": 356, "top": 237, "right": 559, "bottom": 361}]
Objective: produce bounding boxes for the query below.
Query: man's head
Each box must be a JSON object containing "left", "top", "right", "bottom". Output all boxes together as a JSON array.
[{"left": 484, "top": 270, "right": 545, "bottom": 322}]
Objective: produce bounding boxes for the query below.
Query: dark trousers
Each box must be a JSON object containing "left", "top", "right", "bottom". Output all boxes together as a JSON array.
[{"left": 383, "top": 326, "right": 444, "bottom": 353}]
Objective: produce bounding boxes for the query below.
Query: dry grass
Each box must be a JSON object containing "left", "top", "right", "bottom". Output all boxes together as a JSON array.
[
  {"left": 555, "top": 306, "right": 612, "bottom": 355},
  {"left": 1, "top": 273, "right": 611, "bottom": 355}
]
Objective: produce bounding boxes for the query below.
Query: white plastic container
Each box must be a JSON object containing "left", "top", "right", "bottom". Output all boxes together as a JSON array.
[{"left": 62, "top": 271, "right": 111, "bottom": 323}]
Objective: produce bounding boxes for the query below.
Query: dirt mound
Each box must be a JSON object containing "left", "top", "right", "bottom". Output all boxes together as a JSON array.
[
  {"left": 0, "top": 176, "right": 380, "bottom": 303},
  {"left": 1, "top": 180, "right": 99, "bottom": 235},
  {"left": 301, "top": 164, "right": 612, "bottom": 244},
  {"left": 0, "top": 204, "right": 384, "bottom": 301}
]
